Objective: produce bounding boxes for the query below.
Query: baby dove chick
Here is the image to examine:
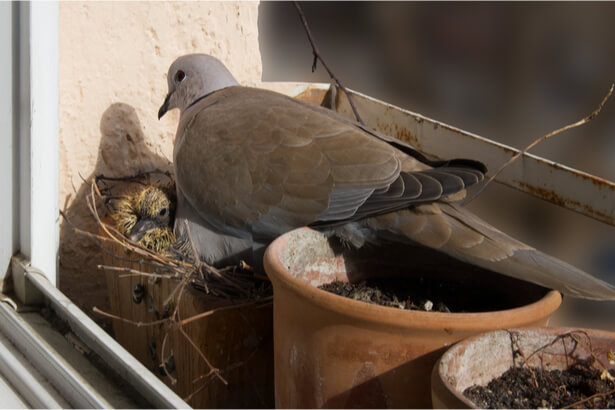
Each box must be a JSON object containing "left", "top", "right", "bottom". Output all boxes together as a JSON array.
[{"left": 114, "top": 184, "right": 177, "bottom": 253}]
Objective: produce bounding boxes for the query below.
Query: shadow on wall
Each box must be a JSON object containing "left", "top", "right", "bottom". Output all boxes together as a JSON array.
[{"left": 59, "top": 103, "right": 173, "bottom": 330}]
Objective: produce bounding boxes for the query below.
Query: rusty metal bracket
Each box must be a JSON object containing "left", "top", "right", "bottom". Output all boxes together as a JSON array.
[{"left": 291, "top": 83, "right": 615, "bottom": 227}]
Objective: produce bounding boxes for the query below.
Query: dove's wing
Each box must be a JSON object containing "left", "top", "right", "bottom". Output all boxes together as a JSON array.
[{"left": 174, "top": 86, "right": 483, "bottom": 240}]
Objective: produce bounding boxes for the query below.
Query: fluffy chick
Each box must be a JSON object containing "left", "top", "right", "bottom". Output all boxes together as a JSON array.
[{"left": 114, "top": 184, "right": 177, "bottom": 253}]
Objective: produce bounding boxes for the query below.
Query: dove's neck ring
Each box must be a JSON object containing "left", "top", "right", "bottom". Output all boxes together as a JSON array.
[{"left": 185, "top": 89, "right": 221, "bottom": 112}]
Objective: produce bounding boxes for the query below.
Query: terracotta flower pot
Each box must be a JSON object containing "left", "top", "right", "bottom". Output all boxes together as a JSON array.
[
  {"left": 263, "top": 227, "right": 562, "bottom": 408},
  {"left": 431, "top": 326, "right": 615, "bottom": 408}
]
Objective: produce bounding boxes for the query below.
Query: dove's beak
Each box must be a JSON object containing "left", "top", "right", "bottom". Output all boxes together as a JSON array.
[{"left": 158, "top": 93, "right": 171, "bottom": 119}]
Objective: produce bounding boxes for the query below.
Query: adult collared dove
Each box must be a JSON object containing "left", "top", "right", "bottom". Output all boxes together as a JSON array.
[{"left": 158, "top": 53, "right": 615, "bottom": 300}]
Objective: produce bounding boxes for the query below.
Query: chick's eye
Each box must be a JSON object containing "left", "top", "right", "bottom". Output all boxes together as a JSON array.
[
  {"left": 159, "top": 208, "right": 167, "bottom": 216},
  {"left": 174, "top": 70, "right": 186, "bottom": 84}
]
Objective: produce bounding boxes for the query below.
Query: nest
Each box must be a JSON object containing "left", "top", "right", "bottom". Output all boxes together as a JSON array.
[{"left": 61, "top": 170, "right": 273, "bottom": 406}]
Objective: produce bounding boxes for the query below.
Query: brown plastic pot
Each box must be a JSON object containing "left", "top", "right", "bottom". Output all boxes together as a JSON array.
[
  {"left": 101, "top": 221, "right": 274, "bottom": 408},
  {"left": 432, "top": 326, "right": 615, "bottom": 408},
  {"left": 263, "top": 228, "right": 562, "bottom": 408}
]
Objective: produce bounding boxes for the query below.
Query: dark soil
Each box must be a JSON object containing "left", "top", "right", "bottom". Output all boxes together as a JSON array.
[
  {"left": 464, "top": 360, "right": 615, "bottom": 409},
  {"left": 317, "top": 276, "right": 523, "bottom": 313}
]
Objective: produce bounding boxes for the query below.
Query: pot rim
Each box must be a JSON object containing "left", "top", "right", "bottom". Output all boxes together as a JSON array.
[
  {"left": 263, "top": 227, "right": 562, "bottom": 331},
  {"left": 434, "top": 326, "right": 615, "bottom": 408}
]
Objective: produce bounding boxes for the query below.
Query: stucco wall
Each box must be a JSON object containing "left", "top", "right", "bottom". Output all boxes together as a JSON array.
[{"left": 58, "top": 1, "right": 268, "bottom": 325}]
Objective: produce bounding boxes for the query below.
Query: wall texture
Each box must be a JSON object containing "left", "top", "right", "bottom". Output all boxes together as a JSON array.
[{"left": 58, "top": 2, "right": 267, "bottom": 325}]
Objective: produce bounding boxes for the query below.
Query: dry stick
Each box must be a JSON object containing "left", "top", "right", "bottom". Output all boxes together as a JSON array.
[
  {"left": 177, "top": 297, "right": 273, "bottom": 327},
  {"left": 569, "top": 331, "right": 610, "bottom": 371},
  {"left": 183, "top": 373, "right": 218, "bottom": 404},
  {"left": 97, "top": 265, "right": 178, "bottom": 280},
  {"left": 178, "top": 326, "right": 227, "bottom": 385},
  {"left": 186, "top": 345, "right": 260, "bottom": 404},
  {"left": 92, "top": 306, "right": 169, "bottom": 327},
  {"left": 512, "top": 332, "right": 539, "bottom": 388},
  {"left": 292, "top": 1, "right": 365, "bottom": 126},
  {"left": 468, "top": 83, "right": 614, "bottom": 202},
  {"left": 522, "top": 330, "right": 615, "bottom": 407},
  {"left": 525, "top": 330, "right": 610, "bottom": 371},
  {"left": 562, "top": 388, "right": 615, "bottom": 409},
  {"left": 60, "top": 209, "right": 171, "bottom": 271},
  {"left": 96, "top": 169, "right": 172, "bottom": 184},
  {"left": 184, "top": 219, "right": 206, "bottom": 285},
  {"left": 182, "top": 220, "right": 248, "bottom": 296},
  {"left": 527, "top": 331, "right": 579, "bottom": 362},
  {"left": 168, "top": 262, "right": 227, "bottom": 387},
  {"left": 160, "top": 331, "right": 178, "bottom": 385}
]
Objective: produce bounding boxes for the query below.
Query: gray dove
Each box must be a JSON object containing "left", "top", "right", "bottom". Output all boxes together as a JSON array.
[{"left": 158, "top": 53, "right": 615, "bottom": 300}]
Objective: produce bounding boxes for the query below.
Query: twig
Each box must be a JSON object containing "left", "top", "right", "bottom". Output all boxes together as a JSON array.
[
  {"left": 97, "top": 265, "right": 178, "bottom": 280},
  {"left": 507, "top": 330, "right": 539, "bottom": 388},
  {"left": 61, "top": 209, "right": 174, "bottom": 271},
  {"left": 160, "top": 331, "right": 178, "bottom": 385},
  {"left": 467, "top": 83, "right": 614, "bottom": 202},
  {"left": 178, "top": 326, "right": 227, "bottom": 385},
  {"left": 561, "top": 388, "right": 615, "bottom": 409},
  {"left": 177, "top": 297, "right": 273, "bottom": 327},
  {"left": 95, "top": 169, "right": 172, "bottom": 184},
  {"left": 92, "top": 306, "right": 169, "bottom": 327},
  {"left": 183, "top": 374, "right": 217, "bottom": 404},
  {"left": 292, "top": 1, "right": 365, "bottom": 125}
]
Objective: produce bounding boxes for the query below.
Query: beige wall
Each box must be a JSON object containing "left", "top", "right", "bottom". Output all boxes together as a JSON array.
[{"left": 58, "top": 1, "right": 267, "bottom": 323}]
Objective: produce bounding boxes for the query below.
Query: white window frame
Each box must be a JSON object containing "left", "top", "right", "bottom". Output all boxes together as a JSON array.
[{"left": 1, "top": 2, "right": 59, "bottom": 287}]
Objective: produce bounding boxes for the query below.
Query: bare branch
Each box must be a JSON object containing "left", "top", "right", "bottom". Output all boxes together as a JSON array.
[
  {"left": 292, "top": 1, "right": 365, "bottom": 125},
  {"left": 467, "top": 84, "right": 614, "bottom": 202}
]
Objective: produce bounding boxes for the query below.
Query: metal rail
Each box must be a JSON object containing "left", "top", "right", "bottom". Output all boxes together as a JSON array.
[
  {"left": 24, "top": 267, "right": 190, "bottom": 409},
  {"left": 292, "top": 84, "right": 615, "bottom": 227}
]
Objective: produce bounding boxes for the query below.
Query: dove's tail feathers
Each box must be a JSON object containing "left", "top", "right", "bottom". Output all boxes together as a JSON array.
[
  {"left": 365, "top": 203, "right": 615, "bottom": 300},
  {"left": 470, "top": 248, "right": 615, "bottom": 300}
]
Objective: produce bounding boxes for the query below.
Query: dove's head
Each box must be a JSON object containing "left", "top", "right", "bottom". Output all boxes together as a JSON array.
[{"left": 158, "top": 54, "right": 239, "bottom": 119}]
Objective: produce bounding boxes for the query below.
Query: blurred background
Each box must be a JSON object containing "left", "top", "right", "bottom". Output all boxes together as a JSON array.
[{"left": 259, "top": 2, "right": 615, "bottom": 329}]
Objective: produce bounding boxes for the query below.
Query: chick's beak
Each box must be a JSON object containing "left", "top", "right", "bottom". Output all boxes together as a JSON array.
[
  {"left": 129, "top": 219, "right": 158, "bottom": 242},
  {"left": 158, "top": 92, "right": 171, "bottom": 119}
]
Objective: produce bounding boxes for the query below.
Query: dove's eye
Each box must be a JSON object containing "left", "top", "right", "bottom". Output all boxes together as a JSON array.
[
  {"left": 174, "top": 70, "right": 186, "bottom": 84},
  {"left": 159, "top": 208, "right": 167, "bottom": 216}
]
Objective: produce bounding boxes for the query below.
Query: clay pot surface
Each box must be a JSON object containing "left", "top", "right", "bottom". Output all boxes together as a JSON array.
[
  {"left": 432, "top": 326, "right": 615, "bottom": 408},
  {"left": 263, "top": 227, "right": 562, "bottom": 408}
]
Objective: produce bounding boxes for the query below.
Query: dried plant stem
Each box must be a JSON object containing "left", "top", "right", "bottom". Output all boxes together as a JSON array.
[
  {"left": 508, "top": 330, "right": 539, "bottom": 388},
  {"left": 160, "top": 331, "right": 178, "bottom": 385},
  {"left": 92, "top": 306, "right": 169, "bottom": 327},
  {"left": 469, "top": 84, "right": 614, "bottom": 201},
  {"left": 177, "top": 297, "right": 273, "bottom": 327},
  {"left": 178, "top": 326, "right": 227, "bottom": 385},
  {"left": 292, "top": 1, "right": 365, "bottom": 125},
  {"left": 98, "top": 264, "right": 177, "bottom": 280},
  {"left": 562, "top": 388, "right": 615, "bottom": 409}
]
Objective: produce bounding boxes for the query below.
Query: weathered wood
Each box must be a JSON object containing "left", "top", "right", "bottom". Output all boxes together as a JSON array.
[{"left": 101, "top": 225, "right": 274, "bottom": 408}]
